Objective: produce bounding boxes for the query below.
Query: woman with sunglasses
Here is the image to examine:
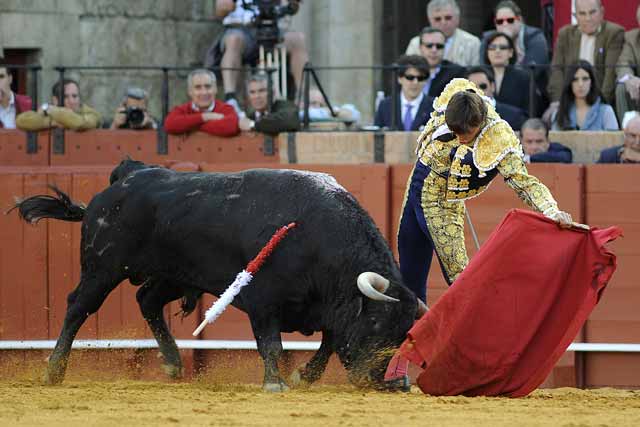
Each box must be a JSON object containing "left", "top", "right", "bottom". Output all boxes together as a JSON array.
[
  {"left": 551, "top": 60, "right": 619, "bottom": 131},
  {"left": 480, "top": 1, "right": 549, "bottom": 69},
  {"left": 484, "top": 31, "right": 535, "bottom": 116}
]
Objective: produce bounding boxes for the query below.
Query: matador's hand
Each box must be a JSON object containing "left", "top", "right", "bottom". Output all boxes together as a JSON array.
[{"left": 547, "top": 209, "right": 573, "bottom": 228}]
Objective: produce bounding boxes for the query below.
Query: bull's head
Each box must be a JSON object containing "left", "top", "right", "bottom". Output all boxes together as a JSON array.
[{"left": 334, "top": 272, "right": 420, "bottom": 389}]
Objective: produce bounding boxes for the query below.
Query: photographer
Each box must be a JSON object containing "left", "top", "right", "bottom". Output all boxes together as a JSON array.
[
  {"left": 109, "top": 87, "right": 157, "bottom": 130},
  {"left": 204, "top": 0, "right": 308, "bottom": 110}
]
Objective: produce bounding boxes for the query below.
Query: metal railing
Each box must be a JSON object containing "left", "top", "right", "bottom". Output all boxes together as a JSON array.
[{"left": 3, "top": 62, "right": 634, "bottom": 134}]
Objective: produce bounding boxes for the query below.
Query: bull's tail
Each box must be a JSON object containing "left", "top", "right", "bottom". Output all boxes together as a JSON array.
[{"left": 10, "top": 186, "right": 85, "bottom": 224}]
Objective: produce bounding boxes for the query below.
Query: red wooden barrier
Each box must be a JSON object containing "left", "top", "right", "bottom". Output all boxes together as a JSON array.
[
  {"left": 1, "top": 163, "right": 638, "bottom": 389},
  {"left": 169, "top": 132, "right": 278, "bottom": 164},
  {"left": 0, "top": 130, "right": 48, "bottom": 166},
  {"left": 583, "top": 165, "right": 640, "bottom": 388},
  {"left": 49, "top": 130, "right": 164, "bottom": 166}
]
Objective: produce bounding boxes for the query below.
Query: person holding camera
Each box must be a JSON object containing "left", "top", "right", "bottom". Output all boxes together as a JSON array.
[
  {"left": 204, "top": 0, "right": 308, "bottom": 110},
  {"left": 109, "top": 87, "right": 157, "bottom": 130},
  {"left": 16, "top": 78, "right": 102, "bottom": 131}
]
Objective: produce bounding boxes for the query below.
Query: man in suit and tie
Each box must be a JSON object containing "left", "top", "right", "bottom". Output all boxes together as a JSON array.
[
  {"left": 548, "top": 0, "right": 624, "bottom": 104},
  {"left": 419, "top": 27, "right": 466, "bottom": 98},
  {"left": 405, "top": 0, "right": 481, "bottom": 67},
  {"left": 374, "top": 55, "right": 434, "bottom": 131}
]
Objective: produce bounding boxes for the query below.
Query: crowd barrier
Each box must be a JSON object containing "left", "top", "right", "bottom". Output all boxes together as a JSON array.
[
  {"left": 1, "top": 129, "right": 625, "bottom": 167},
  {"left": 0, "top": 129, "right": 280, "bottom": 167},
  {"left": 0, "top": 163, "right": 637, "bottom": 387}
]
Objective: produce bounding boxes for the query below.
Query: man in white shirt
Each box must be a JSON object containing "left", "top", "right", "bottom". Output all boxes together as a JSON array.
[
  {"left": 0, "top": 63, "right": 33, "bottom": 129},
  {"left": 204, "top": 0, "right": 308, "bottom": 111},
  {"left": 405, "top": 0, "right": 481, "bottom": 67}
]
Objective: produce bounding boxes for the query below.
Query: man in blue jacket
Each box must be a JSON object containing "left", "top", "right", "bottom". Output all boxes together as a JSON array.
[
  {"left": 598, "top": 115, "right": 640, "bottom": 163},
  {"left": 521, "top": 118, "right": 573, "bottom": 163}
]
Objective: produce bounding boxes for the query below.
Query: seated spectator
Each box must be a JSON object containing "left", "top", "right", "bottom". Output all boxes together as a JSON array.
[
  {"left": 615, "top": 5, "right": 640, "bottom": 122},
  {"left": 405, "top": 0, "right": 480, "bottom": 67},
  {"left": 551, "top": 60, "right": 618, "bottom": 131},
  {"left": 485, "top": 31, "right": 534, "bottom": 115},
  {"left": 16, "top": 78, "right": 101, "bottom": 131},
  {"left": 108, "top": 87, "right": 157, "bottom": 130},
  {"left": 204, "top": 0, "right": 308, "bottom": 110},
  {"left": 520, "top": 118, "right": 572, "bottom": 163},
  {"left": 598, "top": 114, "right": 640, "bottom": 163},
  {"left": 419, "top": 27, "right": 466, "bottom": 98},
  {"left": 374, "top": 55, "right": 434, "bottom": 131},
  {"left": 164, "top": 69, "right": 239, "bottom": 137},
  {"left": 238, "top": 73, "right": 299, "bottom": 134},
  {"left": 0, "top": 61, "right": 32, "bottom": 129},
  {"left": 548, "top": 0, "right": 624, "bottom": 105},
  {"left": 480, "top": 1, "right": 549, "bottom": 114},
  {"left": 480, "top": 1, "right": 549, "bottom": 70},
  {"left": 466, "top": 65, "right": 527, "bottom": 130},
  {"left": 299, "top": 88, "right": 362, "bottom": 124}
]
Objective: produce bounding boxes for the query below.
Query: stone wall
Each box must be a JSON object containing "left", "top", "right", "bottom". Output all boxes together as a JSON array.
[{"left": 1, "top": 0, "right": 218, "bottom": 121}]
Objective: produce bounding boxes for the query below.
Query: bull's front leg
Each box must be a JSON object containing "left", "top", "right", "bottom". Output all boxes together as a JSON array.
[
  {"left": 249, "top": 312, "right": 288, "bottom": 392},
  {"left": 290, "top": 330, "right": 333, "bottom": 387}
]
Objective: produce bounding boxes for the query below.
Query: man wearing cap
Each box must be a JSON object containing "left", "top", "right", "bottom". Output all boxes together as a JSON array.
[{"left": 109, "top": 87, "right": 157, "bottom": 130}]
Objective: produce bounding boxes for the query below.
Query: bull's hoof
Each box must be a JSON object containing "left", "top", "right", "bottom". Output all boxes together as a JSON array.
[
  {"left": 263, "top": 380, "right": 290, "bottom": 392},
  {"left": 161, "top": 364, "right": 184, "bottom": 379},
  {"left": 382, "top": 375, "right": 411, "bottom": 393},
  {"left": 289, "top": 364, "right": 310, "bottom": 388},
  {"left": 44, "top": 369, "right": 64, "bottom": 386}
]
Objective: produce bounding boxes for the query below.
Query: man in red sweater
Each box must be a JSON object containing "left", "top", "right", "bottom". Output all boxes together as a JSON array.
[{"left": 164, "top": 69, "right": 239, "bottom": 137}]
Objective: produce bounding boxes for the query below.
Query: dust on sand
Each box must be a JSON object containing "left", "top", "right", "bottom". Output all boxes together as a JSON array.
[{"left": 1, "top": 380, "right": 639, "bottom": 427}]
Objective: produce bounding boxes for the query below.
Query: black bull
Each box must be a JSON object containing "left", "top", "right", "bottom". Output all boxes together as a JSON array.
[{"left": 13, "top": 159, "right": 418, "bottom": 391}]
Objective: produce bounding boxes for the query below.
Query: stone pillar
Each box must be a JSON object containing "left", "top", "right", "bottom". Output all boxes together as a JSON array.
[{"left": 291, "top": 0, "right": 382, "bottom": 124}]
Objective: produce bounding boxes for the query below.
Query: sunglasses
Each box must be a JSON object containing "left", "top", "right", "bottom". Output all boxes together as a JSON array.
[
  {"left": 432, "top": 15, "right": 453, "bottom": 23},
  {"left": 487, "top": 43, "right": 511, "bottom": 51},
  {"left": 421, "top": 42, "right": 445, "bottom": 50},
  {"left": 403, "top": 74, "right": 428, "bottom": 82},
  {"left": 477, "top": 83, "right": 489, "bottom": 90},
  {"left": 494, "top": 17, "right": 519, "bottom": 25}
]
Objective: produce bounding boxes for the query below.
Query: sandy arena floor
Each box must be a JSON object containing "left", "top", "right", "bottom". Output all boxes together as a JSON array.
[{"left": 1, "top": 380, "right": 639, "bottom": 426}]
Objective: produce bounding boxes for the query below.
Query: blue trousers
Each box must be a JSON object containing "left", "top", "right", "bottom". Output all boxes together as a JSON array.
[{"left": 398, "top": 162, "right": 453, "bottom": 303}]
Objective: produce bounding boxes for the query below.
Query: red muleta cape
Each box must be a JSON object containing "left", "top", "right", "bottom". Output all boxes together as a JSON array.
[{"left": 399, "top": 208, "right": 622, "bottom": 397}]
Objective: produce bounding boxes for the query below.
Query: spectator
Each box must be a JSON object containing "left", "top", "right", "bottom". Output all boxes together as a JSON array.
[
  {"left": 299, "top": 88, "right": 362, "bottom": 124},
  {"left": 485, "top": 31, "right": 533, "bottom": 115},
  {"left": 480, "top": 0, "right": 549, "bottom": 114},
  {"left": 551, "top": 60, "right": 618, "bottom": 131},
  {"left": 615, "top": 5, "right": 640, "bottom": 122},
  {"left": 164, "top": 69, "right": 239, "bottom": 137},
  {"left": 204, "top": 0, "right": 308, "bottom": 110},
  {"left": 598, "top": 114, "right": 640, "bottom": 163},
  {"left": 419, "top": 27, "right": 466, "bottom": 98},
  {"left": 238, "top": 73, "right": 299, "bottom": 134},
  {"left": 480, "top": 1, "right": 549, "bottom": 69},
  {"left": 0, "top": 62, "right": 32, "bottom": 129},
  {"left": 466, "top": 65, "right": 527, "bottom": 130},
  {"left": 548, "top": 0, "right": 624, "bottom": 105},
  {"left": 521, "top": 118, "right": 573, "bottom": 163},
  {"left": 405, "top": 0, "right": 481, "bottom": 67},
  {"left": 108, "top": 87, "right": 157, "bottom": 130},
  {"left": 16, "top": 78, "right": 101, "bottom": 131},
  {"left": 374, "top": 55, "right": 434, "bottom": 131}
]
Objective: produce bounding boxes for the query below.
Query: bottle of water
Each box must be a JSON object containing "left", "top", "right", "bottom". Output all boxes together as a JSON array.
[{"left": 375, "top": 91, "right": 385, "bottom": 111}]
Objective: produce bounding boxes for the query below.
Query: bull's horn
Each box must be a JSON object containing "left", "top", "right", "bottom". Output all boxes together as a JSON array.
[
  {"left": 416, "top": 299, "right": 429, "bottom": 319},
  {"left": 357, "top": 272, "right": 400, "bottom": 303}
]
